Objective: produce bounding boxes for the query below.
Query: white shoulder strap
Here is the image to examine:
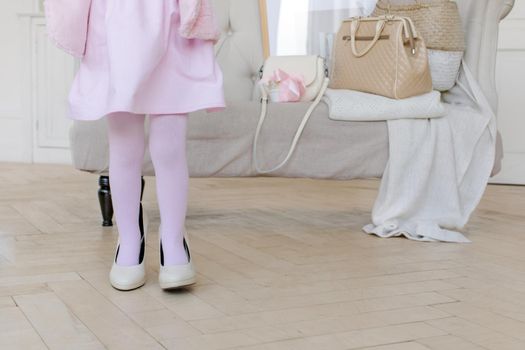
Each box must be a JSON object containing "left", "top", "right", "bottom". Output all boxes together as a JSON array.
[{"left": 252, "top": 77, "right": 330, "bottom": 174}]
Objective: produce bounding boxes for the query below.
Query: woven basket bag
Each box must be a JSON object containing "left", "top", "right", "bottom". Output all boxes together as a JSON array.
[{"left": 373, "top": 0, "right": 465, "bottom": 91}]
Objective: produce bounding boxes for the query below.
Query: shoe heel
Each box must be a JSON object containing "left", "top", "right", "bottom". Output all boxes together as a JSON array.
[{"left": 158, "top": 226, "right": 196, "bottom": 290}]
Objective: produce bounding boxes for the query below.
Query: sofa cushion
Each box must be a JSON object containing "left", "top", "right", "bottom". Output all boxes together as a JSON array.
[
  {"left": 70, "top": 101, "right": 390, "bottom": 179},
  {"left": 187, "top": 101, "right": 389, "bottom": 179}
]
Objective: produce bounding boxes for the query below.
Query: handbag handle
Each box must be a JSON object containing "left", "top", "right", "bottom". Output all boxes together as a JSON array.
[
  {"left": 350, "top": 16, "right": 418, "bottom": 56},
  {"left": 252, "top": 77, "right": 330, "bottom": 174},
  {"left": 350, "top": 19, "right": 386, "bottom": 57}
]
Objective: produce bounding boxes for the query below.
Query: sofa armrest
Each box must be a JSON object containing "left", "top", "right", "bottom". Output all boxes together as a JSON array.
[{"left": 458, "top": 0, "right": 515, "bottom": 113}]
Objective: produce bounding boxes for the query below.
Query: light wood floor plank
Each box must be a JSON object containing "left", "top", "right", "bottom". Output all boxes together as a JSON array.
[
  {"left": 426, "top": 316, "right": 525, "bottom": 349},
  {"left": 0, "top": 296, "right": 15, "bottom": 308},
  {"left": 14, "top": 292, "right": 104, "bottom": 349},
  {"left": 361, "top": 343, "right": 432, "bottom": 350},
  {"left": 0, "top": 306, "right": 48, "bottom": 349},
  {"left": 1, "top": 162, "right": 525, "bottom": 349},
  {"left": 47, "top": 279, "right": 165, "bottom": 349},
  {"left": 417, "top": 335, "right": 487, "bottom": 350}
]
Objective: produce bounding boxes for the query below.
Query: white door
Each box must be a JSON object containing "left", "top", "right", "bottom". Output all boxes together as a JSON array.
[
  {"left": 1, "top": 0, "right": 76, "bottom": 164},
  {"left": 32, "top": 17, "right": 76, "bottom": 164},
  {"left": 491, "top": 1, "right": 525, "bottom": 184}
]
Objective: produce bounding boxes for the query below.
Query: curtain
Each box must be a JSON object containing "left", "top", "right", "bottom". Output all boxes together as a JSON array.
[
  {"left": 275, "top": 0, "right": 310, "bottom": 55},
  {"left": 307, "top": 0, "right": 377, "bottom": 70},
  {"left": 272, "top": 0, "right": 377, "bottom": 58}
]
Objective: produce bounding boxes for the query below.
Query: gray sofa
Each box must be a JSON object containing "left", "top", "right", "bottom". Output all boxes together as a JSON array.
[{"left": 69, "top": 0, "right": 514, "bottom": 226}]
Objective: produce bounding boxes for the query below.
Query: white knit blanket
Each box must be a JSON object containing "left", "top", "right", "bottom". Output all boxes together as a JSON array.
[
  {"left": 323, "top": 89, "right": 446, "bottom": 121},
  {"left": 324, "top": 61, "right": 497, "bottom": 242}
]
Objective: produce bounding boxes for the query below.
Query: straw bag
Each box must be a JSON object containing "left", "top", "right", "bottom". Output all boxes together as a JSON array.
[
  {"left": 373, "top": 0, "right": 465, "bottom": 91},
  {"left": 253, "top": 55, "right": 329, "bottom": 174},
  {"left": 329, "top": 15, "right": 432, "bottom": 99}
]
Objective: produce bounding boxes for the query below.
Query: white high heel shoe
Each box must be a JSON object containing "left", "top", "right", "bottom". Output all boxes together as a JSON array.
[
  {"left": 109, "top": 204, "right": 148, "bottom": 291},
  {"left": 158, "top": 224, "right": 196, "bottom": 290}
]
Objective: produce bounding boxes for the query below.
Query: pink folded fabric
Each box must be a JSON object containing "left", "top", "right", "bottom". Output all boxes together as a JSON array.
[
  {"left": 267, "top": 69, "right": 306, "bottom": 103},
  {"left": 44, "top": 0, "right": 92, "bottom": 58},
  {"left": 179, "top": 0, "right": 221, "bottom": 43},
  {"left": 44, "top": 0, "right": 221, "bottom": 58}
]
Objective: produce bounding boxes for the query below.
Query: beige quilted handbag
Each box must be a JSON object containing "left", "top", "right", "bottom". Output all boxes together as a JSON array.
[
  {"left": 373, "top": 0, "right": 465, "bottom": 91},
  {"left": 329, "top": 15, "right": 433, "bottom": 99}
]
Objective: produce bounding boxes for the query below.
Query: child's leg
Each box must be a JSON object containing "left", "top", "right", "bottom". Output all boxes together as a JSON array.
[
  {"left": 106, "top": 112, "right": 146, "bottom": 266},
  {"left": 148, "top": 113, "right": 189, "bottom": 265}
]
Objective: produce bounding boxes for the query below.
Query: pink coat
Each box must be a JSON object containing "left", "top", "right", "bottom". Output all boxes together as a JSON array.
[{"left": 44, "top": 0, "right": 221, "bottom": 58}]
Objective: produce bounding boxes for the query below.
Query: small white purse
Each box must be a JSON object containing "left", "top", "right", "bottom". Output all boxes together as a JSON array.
[{"left": 253, "top": 55, "right": 330, "bottom": 174}]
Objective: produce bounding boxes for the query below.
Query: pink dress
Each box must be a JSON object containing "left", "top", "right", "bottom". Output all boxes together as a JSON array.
[{"left": 67, "top": 0, "right": 226, "bottom": 120}]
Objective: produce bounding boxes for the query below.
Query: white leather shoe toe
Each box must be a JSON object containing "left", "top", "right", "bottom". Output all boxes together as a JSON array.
[
  {"left": 109, "top": 258, "right": 146, "bottom": 291},
  {"left": 109, "top": 204, "right": 148, "bottom": 291}
]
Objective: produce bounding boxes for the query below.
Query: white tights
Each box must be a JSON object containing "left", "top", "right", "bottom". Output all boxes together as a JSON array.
[{"left": 107, "top": 112, "right": 189, "bottom": 266}]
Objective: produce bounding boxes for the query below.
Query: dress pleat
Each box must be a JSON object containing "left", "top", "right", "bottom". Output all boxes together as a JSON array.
[{"left": 68, "top": 0, "right": 225, "bottom": 120}]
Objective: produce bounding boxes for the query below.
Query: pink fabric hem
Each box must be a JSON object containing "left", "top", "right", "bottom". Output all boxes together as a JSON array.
[{"left": 67, "top": 101, "right": 227, "bottom": 121}]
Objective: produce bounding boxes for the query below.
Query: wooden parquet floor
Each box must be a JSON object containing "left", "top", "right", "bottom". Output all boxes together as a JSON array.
[{"left": 1, "top": 162, "right": 524, "bottom": 350}]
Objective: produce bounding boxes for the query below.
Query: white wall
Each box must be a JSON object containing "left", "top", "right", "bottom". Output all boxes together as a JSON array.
[
  {"left": 0, "top": 0, "right": 73, "bottom": 164},
  {"left": 0, "top": 0, "right": 35, "bottom": 162},
  {"left": 264, "top": 0, "right": 377, "bottom": 56},
  {"left": 492, "top": 0, "right": 525, "bottom": 184}
]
